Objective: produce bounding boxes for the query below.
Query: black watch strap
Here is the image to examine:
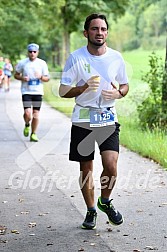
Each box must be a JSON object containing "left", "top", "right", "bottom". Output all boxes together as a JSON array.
[{"left": 118, "top": 89, "right": 124, "bottom": 97}]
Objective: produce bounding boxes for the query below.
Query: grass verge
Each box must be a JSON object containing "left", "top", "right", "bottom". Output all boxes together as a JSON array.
[{"left": 119, "top": 117, "right": 167, "bottom": 169}]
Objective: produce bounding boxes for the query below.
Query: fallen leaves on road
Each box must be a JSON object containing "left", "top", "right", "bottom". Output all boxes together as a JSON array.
[
  {"left": 18, "top": 198, "right": 24, "bottom": 203},
  {"left": 47, "top": 243, "right": 53, "bottom": 246},
  {"left": 0, "top": 226, "right": 7, "bottom": 235},
  {"left": 11, "top": 229, "right": 19, "bottom": 234},
  {"left": 38, "top": 212, "right": 49, "bottom": 216},
  {"left": 21, "top": 211, "right": 30, "bottom": 214},
  {"left": 159, "top": 202, "right": 167, "bottom": 207},
  {"left": 136, "top": 209, "right": 143, "bottom": 213},
  {"left": 158, "top": 181, "right": 165, "bottom": 187},
  {"left": 144, "top": 245, "right": 158, "bottom": 250},
  {"left": 78, "top": 248, "right": 84, "bottom": 251},
  {"left": 28, "top": 222, "right": 36, "bottom": 228},
  {"left": 0, "top": 239, "right": 8, "bottom": 243}
]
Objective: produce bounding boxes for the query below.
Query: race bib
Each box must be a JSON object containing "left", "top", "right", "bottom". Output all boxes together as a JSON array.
[
  {"left": 28, "top": 79, "right": 40, "bottom": 86},
  {"left": 90, "top": 108, "right": 115, "bottom": 127}
]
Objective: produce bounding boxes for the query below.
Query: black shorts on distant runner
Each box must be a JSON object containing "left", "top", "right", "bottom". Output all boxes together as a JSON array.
[
  {"left": 69, "top": 122, "right": 120, "bottom": 162},
  {"left": 22, "top": 94, "right": 42, "bottom": 110}
]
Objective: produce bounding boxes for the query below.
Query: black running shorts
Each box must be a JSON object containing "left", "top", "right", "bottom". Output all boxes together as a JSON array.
[
  {"left": 69, "top": 122, "right": 120, "bottom": 162},
  {"left": 22, "top": 94, "right": 42, "bottom": 110}
]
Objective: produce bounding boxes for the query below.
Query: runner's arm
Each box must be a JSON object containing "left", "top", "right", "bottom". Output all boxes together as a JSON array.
[
  {"left": 118, "top": 83, "right": 129, "bottom": 98},
  {"left": 59, "top": 83, "right": 88, "bottom": 98},
  {"left": 14, "top": 71, "right": 23, "bottom": 81}
]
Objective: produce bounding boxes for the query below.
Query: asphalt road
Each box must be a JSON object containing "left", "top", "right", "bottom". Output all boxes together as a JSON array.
[{"left": 0, "top": 81, "right": 167, "bottom": 252}]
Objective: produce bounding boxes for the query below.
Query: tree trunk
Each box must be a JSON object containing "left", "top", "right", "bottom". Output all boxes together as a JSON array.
[
  {"left": 61, "top": 5, "right": 71, "bottom": 67},
  {"left": 64, "top": 29, "right": 70, "bottom": 63}
]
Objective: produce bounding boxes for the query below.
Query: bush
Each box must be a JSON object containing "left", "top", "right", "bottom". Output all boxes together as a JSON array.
[{"left": 137, "top": 52, "right": 166, "bottom": 130}]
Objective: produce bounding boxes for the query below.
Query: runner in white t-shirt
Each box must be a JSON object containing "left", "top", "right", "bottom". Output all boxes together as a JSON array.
[
  {"left": 14, "top": 43, "right": 50, "bottom": 142},
  {"left": 59, "top": 13, "right": 129, "bottom": 230}
]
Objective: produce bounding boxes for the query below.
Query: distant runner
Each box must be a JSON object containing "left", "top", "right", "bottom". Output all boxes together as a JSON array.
[{"left": 14, "top": 43, "right": 50, "bottom": 142}]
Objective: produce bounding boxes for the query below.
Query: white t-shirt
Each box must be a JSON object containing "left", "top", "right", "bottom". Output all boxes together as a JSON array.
[
  {"left": 61, "top": 46, "right": 128, "bottom": 123},
  {"left": 16, "top": 58, "right": 49, "bottom": 95}
]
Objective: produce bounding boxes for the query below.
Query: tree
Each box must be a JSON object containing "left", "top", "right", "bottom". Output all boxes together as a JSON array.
[
  {"left": 0, "top": 0, "right": 130, "bottom": 66},
  {"left": 0, "top": 1, "right": 48, "bottom": 62},
  {"left": 60, "top": 0, "right": 130, "bottom": 61},
  {"left": 35, "top": 0, "right": 65, "bottom": 67},
  {"left": 0, "top": 0, "right": 65, "bottom": 65},
  {"left": 129, "top": 0, "right": 167, "bottom": 125},
  {"left": 108, "top": 13, "right": 137, "bottom": 51}
]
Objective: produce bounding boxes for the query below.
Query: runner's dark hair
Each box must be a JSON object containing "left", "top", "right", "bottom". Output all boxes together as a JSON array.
[{"left": 84, "top": 13, "right": 109, "bottom": 31}]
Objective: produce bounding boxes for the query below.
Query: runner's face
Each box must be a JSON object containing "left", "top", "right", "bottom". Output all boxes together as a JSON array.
[
  {"left": 28, "top": 51, "right": 39, "bottom": 61},
  {"left": 85, "top": 18, "right": 108, "bottom": 46}
]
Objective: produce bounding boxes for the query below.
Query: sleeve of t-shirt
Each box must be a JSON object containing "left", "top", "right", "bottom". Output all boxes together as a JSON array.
[
  {"left": 42, "top": 61, "right": 49, "bottom": 76},
  {"left": 15, "top": 60, "right": 24, "bottom": 73},
  {"left": 10, "top": 64, "right": 13, "bottom": 71},
  {"left": 60, "top": 54, "right": 77, "bottom": 86},
  {"left": 115, "top": 57, "right": 129, "bottom": 85}
]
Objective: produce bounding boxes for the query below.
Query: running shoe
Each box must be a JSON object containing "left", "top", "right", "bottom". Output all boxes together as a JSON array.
[
  {"left": 23, "top": 125, "right": 30, "bottom": 137},
  {"left": 97, "top": 197, "right": 123, "bottom": 225},
  {"left": 81, "top": 210, "right": 97, "bottom": 230},
  {"left": 30, "top": 133, "right": 39, "bottom": 142}
]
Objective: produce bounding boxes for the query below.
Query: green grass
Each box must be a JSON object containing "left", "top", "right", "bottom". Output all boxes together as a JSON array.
[
  {"left": 123, "top": 49, "right": 166, "bottom": 84},
  {"left": 44, "top": 49, "right": 167, "bottom": 169},
  {"left": 44, "top": 79, "right": 74, "bottom": 117},
  {"left": 119, "top": 117, "right": 167, "bottom": 169}
]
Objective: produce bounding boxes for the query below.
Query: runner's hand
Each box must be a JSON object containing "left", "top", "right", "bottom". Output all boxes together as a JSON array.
[
  {"left": 101, "top": 82, "right": 120, "bottom": 100},
  {"left": 87, "top": 76, "right": 100, "bottom": 90},
  {"left": 22, "top": 76, "right": 30, "bottom": 82},
  {"left": 35, "top": 72, "right": 42, "bottom": 79}
]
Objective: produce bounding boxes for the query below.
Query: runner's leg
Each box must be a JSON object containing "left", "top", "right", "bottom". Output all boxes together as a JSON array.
[{"left": 79, "top": 160, "right": 95, "bottom": 208}]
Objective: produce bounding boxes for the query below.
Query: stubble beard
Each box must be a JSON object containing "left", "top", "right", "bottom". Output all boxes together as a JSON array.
[{"left": 88, "top": 35, "right": 105, "bottom": 48}]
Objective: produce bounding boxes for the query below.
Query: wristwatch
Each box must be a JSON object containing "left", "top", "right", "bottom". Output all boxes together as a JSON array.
[{"left": 118, "top": 89, "right": 124, "bottom": 97}]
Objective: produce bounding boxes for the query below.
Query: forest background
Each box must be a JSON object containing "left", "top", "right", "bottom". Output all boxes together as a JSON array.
[{"left": 0, "top": 0, "right": 167, "bottom": 168}]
